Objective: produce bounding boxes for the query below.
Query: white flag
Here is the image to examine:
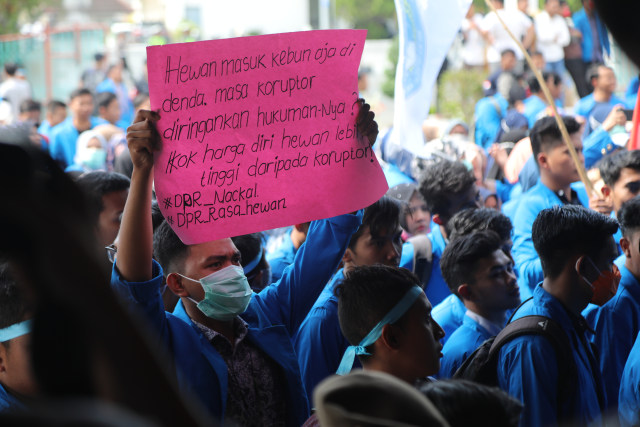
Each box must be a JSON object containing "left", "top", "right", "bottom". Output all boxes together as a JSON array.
[{"left": 391, "top": 0, "right": 472, "bottom": 155}]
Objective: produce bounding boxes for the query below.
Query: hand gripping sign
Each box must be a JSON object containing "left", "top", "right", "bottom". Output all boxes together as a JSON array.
[{"left": 147, "top": 30, "right": 388, "bottom": 244}]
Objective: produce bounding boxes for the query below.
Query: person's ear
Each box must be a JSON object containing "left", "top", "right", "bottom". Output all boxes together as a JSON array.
[
  {"left": 166, "top": 273, "right": 188, "bottom": 297},
  {"left": 537, "top": 151, "right": 549, "bottom": 171},
  {"left": 342, "top": 248, "right": 354, "bottom": 265},
  {"left": 621, "top": 236, "right": 632, "bottom": 258},
  {"left": 379, "top": 324, "right": 401, "bottom": 350},
  {"left": 457, "top": 284, "right": 471, "bottom": 300},
  {"left": 0, "top": 343, "right": 7, "bottom": 375}
]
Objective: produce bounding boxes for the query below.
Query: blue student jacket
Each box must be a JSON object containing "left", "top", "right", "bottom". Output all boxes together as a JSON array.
[
  {"left": 512, "top": 180, "right": 588, "bottom": 297},
  {"left": 587, "top": 263, "right": 640, "bottom": 410},
  {"left": 294, "top": 269, "right": 352, "bottom": 397},
  {"left": 49, "top": 116, "right": 101, "bottom": 168},
  {"left": 497, "top": 285, "right": 605, "bottom": 427},
  {"left": 266, "top": 232, "right": 297, "bottom": 283},
  {"left": 582, "top": 127, "right": 618, "bottom": 169},
  {"left": 620, "top": 332, "right": 640, "bottom": 426},
  {"left": 523, "top": 96, "right": 562, "bottom": 129},
  {"left": 572, "top": 9, "right": 610, "bottom": 63},
  {"left": 0, "top": 383, "right": 23, "bottom": 412},
  {"left": 573, "top": 93, "right": 626, "bottom": 121},
  {"left": 432, "top": 294, "right": 466, "bottom": 346},
  {"left": 439, "top": 314, "right": 493, "bottom": 379},
  {"left": 110, "top": 212, "right": 362, "bottom": 426},
  {"left": 474, "top": 94, "right": 508, "bottom": 151},
  {"left": 96, "top": 78, "right": 134, "bottom": 125}
]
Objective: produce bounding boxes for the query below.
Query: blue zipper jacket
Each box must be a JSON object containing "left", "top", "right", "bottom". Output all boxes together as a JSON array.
[
  {"left": 588, "top": 263, "right": 640, "bottom": 410},
  {"left": 110, "top": 212, "right": 362, "bottom": 425},
  {"left": 572, "top": 9, "right": 610, "bottom": 63},
  {"left": 512, "top": 180, "right": 588, "bottom": 297},
  {"left": 439, "top": 314, "right": 493, "bottom": 379},
  {"left": 497, "top": 285, "right": 605, "bottom": 427}
]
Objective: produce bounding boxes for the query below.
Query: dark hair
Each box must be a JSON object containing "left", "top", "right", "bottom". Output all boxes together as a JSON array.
[
  {"left": 46, "top": 100, "right": 66, "bottom": 114},
  {"left": 419, "top": 380, "right": 522, "bottom": 427},
  {"left": 133, "top": 93, "right": 149, "bottom": 109},
  {"left": 500, "top": 49, "right": 516, "bottom": 58},
  {"left": 530, "top": 116, "right": 581, "bottom": 162},
  {"left": 531, "top": 51, "right": 543, "bottom": 58},
  {"left": 618, "top": 196, "right": 640, "bottom": 237},
  {"left": 533, "top": 205, "right": 618, "bottom": 278},
  {"left": 440, "top": 230, "right": 503, "bottom": 296},
  {"left": 447, "top": 208, "right": 513, "bottom": 243},
  {"left": 528, "top": 72, "right": 561, "bottom": 94},
  {"left": 598, "top": 150, "right": 640, "bottom": 186},
  {"left": 231, "top": 233, "right": 264, "bottom": 274},
  {"left": 69, "top": 88, "right": 93, "bottom": 101},
  {"left": 19, "top": 99, "right": 41, "bottom": 114},
  {"left": 153, "top": 220, "right": 189, "bottom": 275},
  {"left": 336, "top": 265, "right": 422, "bottom": 360},
  {"left": 586, "top": 63, "right": 610, "bottom": 86},
  {"left": 0, "top": 262, "right": 29, "bottom": 331},
  {"left": 348, "top": 196, "right": 401, "bottom": 250},
  {"left": 94, "top": 53, "right": 105, "bottom": 62},
  {"left": 419, "top": 160, "right": 476, "bottom": 216},
  {"left": 4, "top": 63, "right": 18, "bottom": 76},
  {"left": 75, "top": 171, "right": 130, "bottom": 226},
  {"left": 96, "top": 91, "right": 118, "bottom": 110},
  {"left": 508, "top": 85, "right": 527, "bottom": 107}
]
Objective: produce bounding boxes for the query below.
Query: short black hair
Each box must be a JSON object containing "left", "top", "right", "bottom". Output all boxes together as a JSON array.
[
  {"left": 528, "top": 72, "right": 561, "bottom": 94},
  {"left": 533, "top": 205, "right": 618, "bottom": 278},
  {"left": 75, "top": 171, "right": 130, "bottom": 226},
  {"left": 598, "top": 150, "right": 640, "bottom": 186},
  {"left": 419, "top": 160, "right": 476, "bottom": 216},
  {"left": 348, "top": 196, "right": 401, "bottom": 250},
  {"left": 151, "top": 200, "right": 165, "bottom": 232},
  {"left": 19, "top": 99, "right": 41, "bottom": 114},
  {"left": 337, "top": 265, "right": 423, "bottom": 360},
  {"left": 530, "top": 116, "right": 581, "bottom": 163},
  {"left": 501, "top": 49, "right": 516, "bottom": 58},
  {"left": 94, "top": 53, "right": 105, "bottom": 62},
  {"left": 96, "top": 91, "right": 118, "bottom": 110},
  {"left": 419, "top": 380, "right": 522, "bottom": 427},
  {"left": 153, "top": 220, "right": 189, "bottom": 275},
  {"left": 69, "top": 88, "right": 93, "bottom": 101},
  {"left": 46, "top": 100, "right": 66, "bottom": 113},
  {"left": 447, "top": 208, "right": 513, "bottom": 243},
  {"left": 440, "top": 230, "right": 503, "bottom": 296},
  {"left": 586, "top": 63, "right": 608, "bottom": 85},
  {"left": 133, "top": 93, "right": 149, "bottom": 109},
  {"left": 618, "top": 196, "right": 640, "bottom": 237},
  {"left": 4, "top": 63, "right": 17, "bottom": 76},
  {"left": 0, "top": 262, "right": 29, "bottom": 330}
]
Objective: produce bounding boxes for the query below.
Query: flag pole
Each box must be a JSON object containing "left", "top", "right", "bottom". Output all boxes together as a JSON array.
[{"left": 483, "top": 0, "right": 596, "bottom": 197}]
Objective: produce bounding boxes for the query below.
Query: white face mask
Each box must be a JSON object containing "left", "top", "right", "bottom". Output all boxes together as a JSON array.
[{"left": 180, "top": 265, "right": 253, "bottom": 321}]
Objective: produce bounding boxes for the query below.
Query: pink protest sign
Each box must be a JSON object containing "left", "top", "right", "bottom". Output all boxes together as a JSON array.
[{"left": 147, "top": 30, "right": 388, "bottom": 244}]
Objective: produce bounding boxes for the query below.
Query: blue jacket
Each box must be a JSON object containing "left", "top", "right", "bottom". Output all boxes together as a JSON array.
[
  {"left": 474, "top": 94, "right": 508, "bottom": 151},
  {"left": 111, "top": 212, "right": 362, "bottom": 425},
  {"left": 523, "top": 96, "right": 562, "bottom": 129},
  {"left": 96, "top": 78, "right": 134, "bottom": 126},
  {"left": 588, "top": 263, "right": 640, "bottom": 410},
  {"left": 0, "top": 383, "right": 23, "bottom": 413},
  {"left": 583, "top": 126, "right": 618, "bottom": 169},
  {"left": 497, "top": 285, "right": 605, "bottom": 427},
  {"left": 432, "top": 294, "right": 466, "bottom": 345},
  {"left": 512, "top": 180, "right": 588, "bottom": 296},
  {"left": 266, "top": 232, "right": 297, "bottom": 282},
  {"left": 49, "top": 117, "right": 101, "bottom": 168},
  {"left": 439, "top": 314, "right": 492, "bottom": 379},
  {"left": 619, "top": 332, "right": 640, "bottom": 426},
  {"left": 574, "top": 94, "right": 626, "bottom": 125},
  {"left": 572, "top": 9, "right": 610, "bottom": 63}
]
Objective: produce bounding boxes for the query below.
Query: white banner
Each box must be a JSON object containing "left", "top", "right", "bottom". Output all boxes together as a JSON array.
[{"left": 391, "top": 0, "right": 472, "bottom": 155}]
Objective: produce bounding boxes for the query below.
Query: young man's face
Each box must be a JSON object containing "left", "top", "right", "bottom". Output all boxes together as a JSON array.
[
  {"left": 395, "top": 294, "right": 445, "bottom": 379},
  {"left": 468, "top": 249, "right": 520, "bottom": 313},
  {"left": 346, "top": 225, "right": 403, "bottom": 269},
  {"left": 548, "top": 77, "right": 563, "bottom": 100},
  {"left": 596, "top": 67, "right": 617, "bottom": 94},
  {"left": 49, "top": 106, "right": 67, "bottom": 127},
  {"left": 0, "top": 334, "right": 38, "bottom": 398},
  {"left": 70, "top": 94, "right": 94, "bottom": 122},
  {"left": 610, "top": 168, "right": 640, "bottom": 214},
  {"left": 19, "top": 110, "right": 41, "bottom": 125},
  {"left": 406, "top": 193, "right": 430, "bottom": 236},
  {"left": 622, "top": 229, "right": 640, "bottom": 279},
  {"left": 546, "top": 0, "right": 560, "bottom": 15},
  {"left": 100, "top": 98, "right": 121, "bottom": 125},
  {"left": 540, "top": 133, "right": 584, "bottom": 187},
  {"left": 98, "top": 189, "right": 128, "bottom": 246}
]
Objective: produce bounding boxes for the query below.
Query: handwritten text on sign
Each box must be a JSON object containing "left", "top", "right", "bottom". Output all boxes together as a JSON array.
[{"left": 148, "top": 30, "right": 388, "bottom": 244}]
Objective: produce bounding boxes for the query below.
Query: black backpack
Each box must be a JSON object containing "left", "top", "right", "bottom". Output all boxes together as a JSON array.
[{"left": 453, "top": 314, "right": 576, "bottom": 397}]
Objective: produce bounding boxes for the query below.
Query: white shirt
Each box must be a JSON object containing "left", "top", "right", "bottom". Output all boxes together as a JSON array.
[
  {"left": 534, "top": 11, "right": 571, "bottom": 62},
  {"left": 481, "top": 9, "right": 532, "bottom": 63},
  {"left": 461, "top": 13, "right": 486, "bottom": 67},
  {"left": 0, "top": 77, "right": 31, "bottom": 122}
]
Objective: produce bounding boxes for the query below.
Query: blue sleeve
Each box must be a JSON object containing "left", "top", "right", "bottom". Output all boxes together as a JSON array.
[
  {"left": 496, "top": 180, "right": 514, "bottom": 203},
  {"left": 619, "top": 336, "right": 640, "bottom": 427},
  {"left": 498, "top": 336, "right": 559, "bottom": 427},
  {"left": 583, "top": 127, "right": 614, "bottom": 169},
  {"left": 475, "top": 100, "right": 500, "bottom": 150},
  {"left": 252, "top": 211, "right": 362, "bottom": 336},
  {"left": 295, "top": 304, "right": 348, "bottom": 397},
  {"left": 49, "top": 129, "right": 69, "bottom": 168},
  {"left": 512, "top": 202, "right": 544, "bottom": 293}
]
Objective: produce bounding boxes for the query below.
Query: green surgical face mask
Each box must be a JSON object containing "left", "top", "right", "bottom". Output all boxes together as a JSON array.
[{"left": 180, "top": 265, "right": 253, "bottom": 321}]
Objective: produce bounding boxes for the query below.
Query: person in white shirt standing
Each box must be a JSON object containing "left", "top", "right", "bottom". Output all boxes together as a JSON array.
[
  {"left": 534, "top": 0, "right": 571, "bottom": 80},
  {"left": 0, "top": 63, "right": 31, "bottom": 124},
  {"left": 481, "top": 0, "right": 535, "bottom": 74},
  {"left": 461, "top": 4, "right": 488, "bottom": 71}
]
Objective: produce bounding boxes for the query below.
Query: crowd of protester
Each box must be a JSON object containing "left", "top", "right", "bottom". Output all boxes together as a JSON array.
[{"left": 1, "top": 0, "right": 640, "bottom": 426}]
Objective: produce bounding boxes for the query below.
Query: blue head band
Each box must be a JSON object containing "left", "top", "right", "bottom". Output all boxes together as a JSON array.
[
  {"left": 243, "top": 247, "right": 264, "bottom": 275},
  {"left": 0, "top": 319, "right": 33, "bottom": 342},
  {"left": 336, "top": 286, "right": 423, "bottom": 375}
]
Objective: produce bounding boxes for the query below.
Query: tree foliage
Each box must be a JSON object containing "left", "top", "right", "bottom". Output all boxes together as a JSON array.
[
  {"left": 336, "top": 0, "right": 397, "bottom": 39},
  {"left": 0, "top": 0, "right": 57, "bottom": 35}
]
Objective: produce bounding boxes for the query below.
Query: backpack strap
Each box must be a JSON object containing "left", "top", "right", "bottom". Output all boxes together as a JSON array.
[{"left": 407, "top": 234, "right": 433, "bottom": 287}]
